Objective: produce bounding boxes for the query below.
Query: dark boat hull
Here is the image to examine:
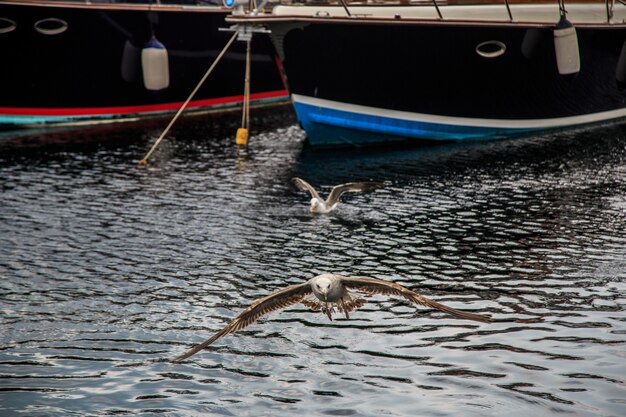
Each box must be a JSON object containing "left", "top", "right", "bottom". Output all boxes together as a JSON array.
[
  {"left": 232, "top": 5, "right": 626, "bottom": 147},
  {"left": 0, "top": 1, "right": 288, "bottom": 129}
]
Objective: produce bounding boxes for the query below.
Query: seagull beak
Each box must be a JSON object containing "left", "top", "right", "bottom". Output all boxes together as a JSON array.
[{"left": 325, "top": 302, "right": 332, "bottom": 321}]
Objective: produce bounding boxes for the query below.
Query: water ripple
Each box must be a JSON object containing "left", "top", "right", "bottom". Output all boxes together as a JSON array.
[{"left": 1, "top": 111, "right": 625, "bottom": 416}]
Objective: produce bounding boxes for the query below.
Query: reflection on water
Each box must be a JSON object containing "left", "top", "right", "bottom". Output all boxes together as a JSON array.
[{"left": 1, "top": 109, "right": 625, "bottom": 417}]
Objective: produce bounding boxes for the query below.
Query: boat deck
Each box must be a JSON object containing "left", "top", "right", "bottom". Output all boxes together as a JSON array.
[{"left": 232, "top": 3, "right": 626, "bottom": 26}]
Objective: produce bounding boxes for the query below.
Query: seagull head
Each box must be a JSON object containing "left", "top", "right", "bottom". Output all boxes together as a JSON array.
[
  {"left": 312, "top": 275, "right": 333, "bottom": 300},
  {"left": 310, "top": 198, "right": 319, "bottom": 212}
]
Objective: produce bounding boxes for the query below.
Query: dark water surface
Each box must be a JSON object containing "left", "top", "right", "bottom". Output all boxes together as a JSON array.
[{"left": 1, "top": 109, "right": 625, "bottom": 416}]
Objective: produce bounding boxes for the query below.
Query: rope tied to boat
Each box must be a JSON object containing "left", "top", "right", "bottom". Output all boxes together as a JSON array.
[
  {"left": 229, "top": 22, "right": 271, "bottom": 148},
  {"left": 236, "top": 35, "right": 252, "bottom": 147},
  {"left": 138, "top": 31, "right": 239, "bottom": 166}
]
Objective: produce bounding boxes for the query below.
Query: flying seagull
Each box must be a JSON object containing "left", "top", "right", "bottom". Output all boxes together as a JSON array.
[
  {"left": 292, "top": 177, "right": 384, "bottom": 213},
  {"left": 172, "top": 273, "right": 490, "bottom": 363}
]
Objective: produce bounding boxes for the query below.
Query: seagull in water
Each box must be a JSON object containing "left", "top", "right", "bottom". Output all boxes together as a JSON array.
[
  {"left": 292, "top": 177, "right": 384, "bottom": 213},
  {"left": 172, "top": 273, "right": 490, "bottom": 363}
]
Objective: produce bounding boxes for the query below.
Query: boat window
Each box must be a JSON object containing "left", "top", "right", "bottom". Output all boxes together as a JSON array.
[
  {"left": 476, "top": 40, "right": 506, "bottom": 58},
  {"left": 34, "top": 18, "right": 68, "bottom": 36},
  {"left": 0, "top": 17, "right": 16, "bottom": 34}
]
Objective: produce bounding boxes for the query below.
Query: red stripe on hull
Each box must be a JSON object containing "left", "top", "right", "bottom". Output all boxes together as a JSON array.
[{"left": 0, "top": 90, "right": 289, "bottom": 117}]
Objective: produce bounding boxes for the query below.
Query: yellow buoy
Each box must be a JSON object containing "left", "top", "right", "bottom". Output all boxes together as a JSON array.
[{"left": 236, "top": 127, "right": 249, "bottom": 146}]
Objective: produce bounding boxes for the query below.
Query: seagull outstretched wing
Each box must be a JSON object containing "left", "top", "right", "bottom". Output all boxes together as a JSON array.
[
  {"left": 326, "top": 182, "right": 385, "bottom": 207},
  {"left": 172, "top": 282, "right": 312, "bottom": 363},
  {"left": 172, "top": 274, "right": 490, "bottom": 363},
  {"left": 291, "top": 177, "right": 321, "bottom": 200},
  {"left": 340, "top": 276, "right": 491, "bottom": 323}
]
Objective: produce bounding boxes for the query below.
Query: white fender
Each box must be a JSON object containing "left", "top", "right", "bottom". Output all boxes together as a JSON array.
[
  {"left": 141, "top": 36, "right": 169, "bottom": 91},
  {"left": 553, "top": 15, "right": 580, "bottom": 75}
]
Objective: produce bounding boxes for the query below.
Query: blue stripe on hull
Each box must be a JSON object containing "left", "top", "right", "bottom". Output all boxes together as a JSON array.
[
  {"left": 0, "top": 114, "right": 120, "bottom": 127},
  {"left": 294, "top": 101, "right": 540, "bottom": 147}
]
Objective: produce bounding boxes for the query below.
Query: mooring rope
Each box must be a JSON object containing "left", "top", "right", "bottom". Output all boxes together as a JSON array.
[
  {"left": 236, "top": 36, "right": 252, "bottom": 147},
  {"left": 138, "top": 31, "right": 239, "bottom": 166}
]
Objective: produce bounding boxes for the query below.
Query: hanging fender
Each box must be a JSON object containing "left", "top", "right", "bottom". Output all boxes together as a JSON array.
[
  {"left": 553, "top": 14, "right": 580, "bottom": 75},
  {"left": 141, "top": 35, "right": 170, "bottom": 91}
]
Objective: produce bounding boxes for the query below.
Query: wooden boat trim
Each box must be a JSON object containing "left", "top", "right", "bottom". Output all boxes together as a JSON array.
[
  {"left": 227, "top": 3, "right": 626, "bottom": 28},
  {"left": 228, "top": 15, "right": 626, "bottom": 28},
  {"left": 0, "top": 0, "right": 228, "bottom": 13}
]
